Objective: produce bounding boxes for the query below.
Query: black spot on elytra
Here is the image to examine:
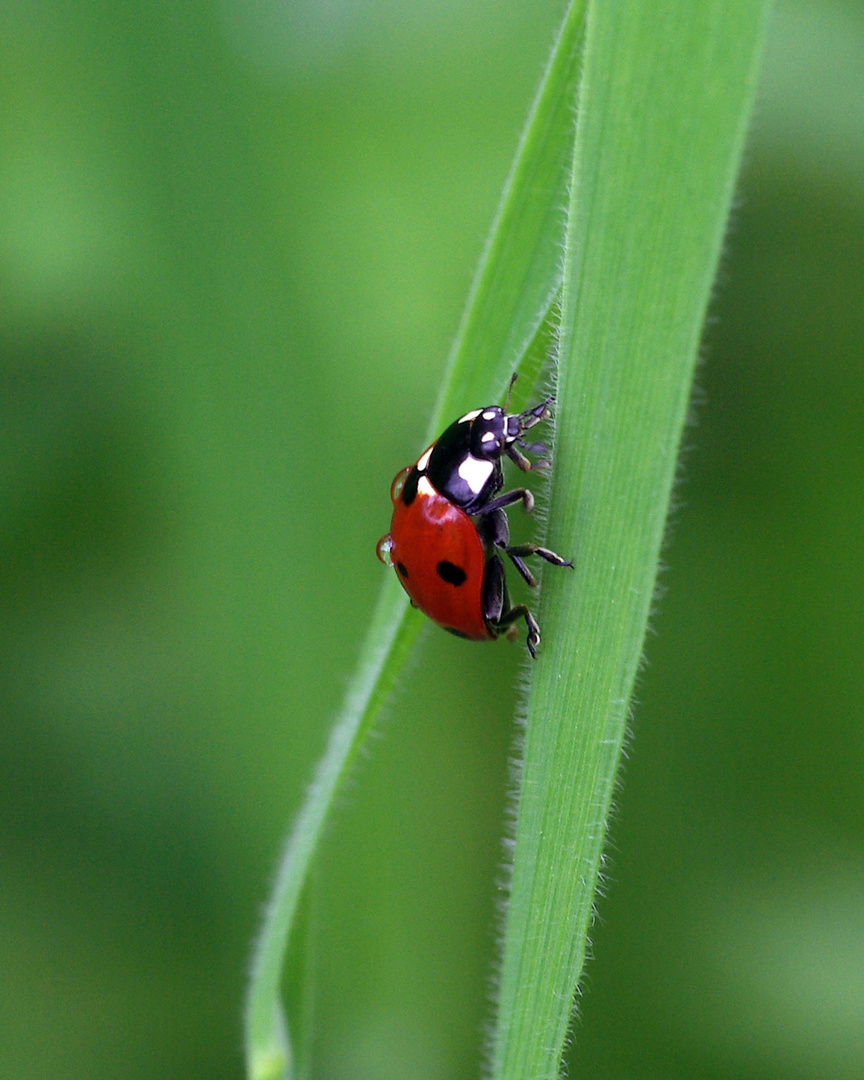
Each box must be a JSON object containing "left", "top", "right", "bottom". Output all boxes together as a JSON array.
[
  {"left": 396, "top": 561, "right": 409, "bottom": 578},
  {"left": 436, "top": 560, "right": 467, "bottom": 586}
]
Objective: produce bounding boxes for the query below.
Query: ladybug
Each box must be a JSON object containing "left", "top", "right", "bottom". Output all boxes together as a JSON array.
[{"left": 376, "top": 386, "right": 572, "bottom": 657}]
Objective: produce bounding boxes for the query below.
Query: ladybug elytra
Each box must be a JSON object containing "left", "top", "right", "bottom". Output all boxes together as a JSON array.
[{"left": 376, "top": 385, "right": 572, "bottom": 657}]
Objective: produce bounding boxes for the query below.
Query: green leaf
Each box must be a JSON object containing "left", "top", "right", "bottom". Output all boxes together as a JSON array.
[
  {"left": 427, "top": 1, "right": 587, "bottom": 433},
  {"left": 243, "top": 4, "right": 587, "bottom": 1077},
  {"left": 490, "top": 3, "right": 770, "bottom": 1079}
]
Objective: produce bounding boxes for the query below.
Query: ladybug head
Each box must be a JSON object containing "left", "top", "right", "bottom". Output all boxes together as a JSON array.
[{"left": 468, "top": 397, "right": 553, "bottom": 461}]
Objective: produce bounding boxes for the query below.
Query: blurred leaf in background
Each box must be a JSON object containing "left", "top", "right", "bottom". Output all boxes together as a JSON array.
[{"left": 0, "top": 1, "right": 862, "bottom": 1079}]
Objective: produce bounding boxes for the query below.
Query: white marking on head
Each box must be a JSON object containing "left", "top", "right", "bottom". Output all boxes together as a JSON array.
[
  {"left": 458, "top": 455, "right": 494, "bottom": 494},
  {"left": 481, "top": 431, "right": 496, "bottom": 444},
  {"left": 482, "top": 409, "right": 497, "bottom": 420},
  {"left": 417, "top": 476, "right": 436, "bottom": 498},
  {"left": 416, "top": 447, "right": 432, "bottom": 471},
  {"left": 458, "top": 409, "right": 481, "bottom": 424}
]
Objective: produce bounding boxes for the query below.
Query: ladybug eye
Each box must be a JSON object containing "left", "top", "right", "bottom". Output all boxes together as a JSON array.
[
  {"left": 390, "top": 466, "right": 412, "bottom": 503},
  {"left": 376, "top": 534, "right": 394, "bottom": 566}
]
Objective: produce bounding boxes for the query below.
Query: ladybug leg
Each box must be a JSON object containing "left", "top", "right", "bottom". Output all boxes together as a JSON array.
[
  {"left": 478, "top": 487, "right": 535, "bottom": 515},
  {"left": 493, "top": 602, "right": 542, "bottom": 659},
  {"left": 477, "top": 508, "right": 539, "bottom": 587},
  {"left": 506, "top": 552, "right": 538, "bottom": 588},
  {"left": 506, "top": 543, "right": 574, "bottom": 570},
  {"left": 482, "top": 555, "right": 540, "bottom": 657},
  {"left": 505, "top": 399, "right": 554, "bottom": 469},
  {"left": 479, "top": 510, "right": 574, "bottom": 587},
  {"left": 481, "top": 503, "right": 535, "bottom": 587},
  {"left": 505, "top": 543, "right": 574, "bottom": 588},
  {"left": 506, "top": 443, "right": 550, "bottom": 472},
  {"left": 516, "top": 397, "right": 554, "bottom": 429},
  {"left": 480, "top": 527, "right": 564, "bottom": 658},
  {"left": 516, "top": 439, "right": 548, "bottom": 456},
  {"left": 476, "top": 507, "right": 511, "bottom": 552},
  {"left": 481, "top": 554, "right": 507, "bottom": 625}
]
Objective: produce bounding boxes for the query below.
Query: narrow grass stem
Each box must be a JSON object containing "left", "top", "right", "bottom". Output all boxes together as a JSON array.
[{"left": 244, "top": 4, "right": 588, "bottom": 1076}]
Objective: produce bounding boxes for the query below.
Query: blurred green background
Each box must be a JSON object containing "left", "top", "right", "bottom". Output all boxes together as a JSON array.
[{"left": 2, "top": 0, "right": 862, "bottom": 1077}]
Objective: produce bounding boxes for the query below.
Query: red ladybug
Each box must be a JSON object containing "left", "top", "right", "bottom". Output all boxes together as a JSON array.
[{"left": 376, "top": 389, "right": 572, "bottom": 657}]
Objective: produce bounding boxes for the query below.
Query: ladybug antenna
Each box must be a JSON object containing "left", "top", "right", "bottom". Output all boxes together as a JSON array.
[{"left": 502, "top": 372, "right": 518, "bottom": 412}]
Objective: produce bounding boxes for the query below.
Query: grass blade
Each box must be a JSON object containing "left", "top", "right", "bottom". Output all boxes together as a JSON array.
[
  {"left": 246, "top": 579, "right": 421, "bottom": 1080},
  {"left": 244, "top": 4, "right": 587, "bottom": 1077},
  {"left": 490, "top": 3, "right": 770, "bottom": 1079}
]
